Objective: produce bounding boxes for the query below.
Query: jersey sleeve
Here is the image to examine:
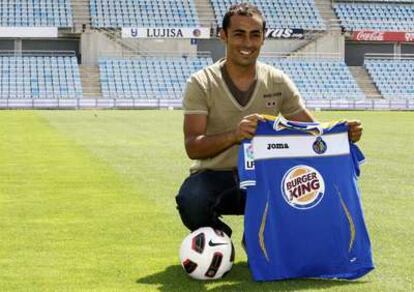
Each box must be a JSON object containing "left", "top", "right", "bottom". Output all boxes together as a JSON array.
[
  {"left": 238, "top": 140, "right": 256, "bottom": 189},
  {"left": 350, "top": 143, "right": 366, "bottom": 178}
]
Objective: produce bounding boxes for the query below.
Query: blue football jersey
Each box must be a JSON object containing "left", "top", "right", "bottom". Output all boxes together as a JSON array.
[{"left": 238, "top": 116, "right": 374, "bottom": 281}]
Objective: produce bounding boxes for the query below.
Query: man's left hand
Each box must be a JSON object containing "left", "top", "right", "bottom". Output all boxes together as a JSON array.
[{"left": 346, "top": 120, "right": 363, "bottom": 143}]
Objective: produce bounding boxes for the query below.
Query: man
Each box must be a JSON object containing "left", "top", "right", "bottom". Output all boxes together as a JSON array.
[{"left": 176, "top": 3, "right": 362, "bottom": 237}]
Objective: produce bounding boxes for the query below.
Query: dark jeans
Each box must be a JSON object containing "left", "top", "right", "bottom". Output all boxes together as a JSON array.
[{"left": 175, "top": 170, "right": 246, "bottom": 237}]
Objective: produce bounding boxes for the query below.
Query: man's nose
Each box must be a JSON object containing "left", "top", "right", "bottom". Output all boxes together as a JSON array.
[{"left": 244, "top": 36, "right": 253, "bottom": 47}]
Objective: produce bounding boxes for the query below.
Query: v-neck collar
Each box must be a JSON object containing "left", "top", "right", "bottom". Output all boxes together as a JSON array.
[{"left": 218, "top": 59, "right": 260, "bottom": 111}]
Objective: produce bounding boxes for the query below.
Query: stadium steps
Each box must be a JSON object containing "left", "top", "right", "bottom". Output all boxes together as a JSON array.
[
  {"left": 288, "top": 30, "right": 328, "bottom": 57},
  {"left": 289, "top": 0, "right": 342, "bottom": 57},
  {"left": 314, "top": 0, "right": 341, "bottom": 30},
  {"left": 348, "top": 66, "right": 382, "bottom": 99},
  {"left": 194, "top": 0, "right": 216, "bottom": 27},
  {"left": 79, "top": 65, "right": 102, "bottom": 98},
  {"left": 71, "top": 0, "right": 92, "bottom": 33}
]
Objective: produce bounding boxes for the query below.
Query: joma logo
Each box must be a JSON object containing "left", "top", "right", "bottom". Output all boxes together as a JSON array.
[{"left": 267, "top": 143, "right": 289, "bottom": 150}]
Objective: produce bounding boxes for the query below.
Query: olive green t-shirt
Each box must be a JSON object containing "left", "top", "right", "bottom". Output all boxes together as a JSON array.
[{"left": 183, "top": 58, "right": 305, "bottom": 172}]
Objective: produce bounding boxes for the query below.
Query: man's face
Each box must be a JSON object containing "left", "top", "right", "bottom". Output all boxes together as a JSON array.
[{"left": 221, "top": 14, "right": 265, "bottom": 68}]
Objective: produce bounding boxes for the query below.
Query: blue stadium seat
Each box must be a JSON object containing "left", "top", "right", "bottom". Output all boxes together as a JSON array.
[
  {"left": 98, "top": 55, "right": 213, "bottom": 99},
  {"left": 365, "top": 58, "right": 414, "bottom": 99},
  {"left": 0, "top": 0, "right": 73, "bottom": 27},
  {"left": 210, "top": 0, "right": 326, "bottom": 30},
  {"left": 334, "top": 2, "right": 414, "bottom": 31},
  {"left": 260, "top": 57, "right": 365, "bottom": 100},
  {"left": 0, "top": 55, "right": 82, "bottom": 99},
  {"left": 90, "top": 0, "right": 200, "bottom": 28}
]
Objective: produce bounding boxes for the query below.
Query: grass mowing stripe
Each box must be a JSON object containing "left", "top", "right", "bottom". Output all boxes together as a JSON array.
[{"left": 0, "top": 111, "right": 179, "bottom": 291}]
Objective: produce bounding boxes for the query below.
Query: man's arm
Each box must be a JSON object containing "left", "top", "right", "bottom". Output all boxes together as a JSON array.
[
  {"left": 285, "top": 109, "right": 363, "bottom": 143},
  {"left": 184, "top": 113, "right": 264, "bottom": 159}
]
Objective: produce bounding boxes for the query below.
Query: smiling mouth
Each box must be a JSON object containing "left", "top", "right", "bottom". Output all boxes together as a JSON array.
[{"left": 240, "top": 50, "right": 254, "bottom": 56}]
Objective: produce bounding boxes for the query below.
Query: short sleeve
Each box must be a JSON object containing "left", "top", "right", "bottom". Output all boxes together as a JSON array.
[
  {"left": 279, "top": 73, "right": 305, "bottom": 118},
  {"left": 238, "top": 140, "right": 256, "bottom": 189},
  {"left": 182, "top": 75, "right": 209, "bottom": 115}
]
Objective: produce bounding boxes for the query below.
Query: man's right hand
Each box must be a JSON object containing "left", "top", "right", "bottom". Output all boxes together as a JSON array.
[
  {"left": 184, "top": 113, "right": 264, "bottom": 159},
  {"left": 233, "top": 114, "right": 265, "bottom": 143}
]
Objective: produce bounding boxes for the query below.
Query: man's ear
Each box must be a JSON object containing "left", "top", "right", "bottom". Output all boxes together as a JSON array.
[
  {"left": 219, "top": 28, "right": 227, "bottom": 44},
  {"left": 262, "top": 28, "right": 267, "bottom": 44}
]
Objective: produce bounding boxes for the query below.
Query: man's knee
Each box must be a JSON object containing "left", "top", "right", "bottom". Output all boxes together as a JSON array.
[
  {"left": 176, "top": 183, "right": 212, "bottom": 231},
  {"left": 175, "top": 171, "right": 236, "bottom": 236}
]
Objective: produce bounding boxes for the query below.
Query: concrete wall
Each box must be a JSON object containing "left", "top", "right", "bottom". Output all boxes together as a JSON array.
[
  {"left": 133, "top": 38, "right": 198, "bottom": 53},
  {"left": 80, "top": 31, "right": 124, "bottom": 65},
  {"left": 294, "top": 30, "right": 345, "bottom": 57},
  {"left": 80, "top": 32, "right": 199, "bottom": 65},
  {"left": 261, "top": 39, "right": 309, "bottom": 55},
  {"left": 197, "top": 38, "right": 223, "bottom": 61}
]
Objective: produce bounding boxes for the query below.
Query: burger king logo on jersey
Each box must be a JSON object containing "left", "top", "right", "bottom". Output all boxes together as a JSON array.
[{"left": 281, "top": 165, "right": 325, "bottom": 209}]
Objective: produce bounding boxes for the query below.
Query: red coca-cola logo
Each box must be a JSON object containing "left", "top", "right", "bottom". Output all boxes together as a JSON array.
[
  {"left": 405, "top": 32, "right": 414, "bottom": 42},
  {"left": 355, "top": 31, "right": 385, "bottom": 41}
]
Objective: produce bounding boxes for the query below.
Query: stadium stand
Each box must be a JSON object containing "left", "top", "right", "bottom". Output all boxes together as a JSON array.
[
  {"left": 210, "top": 0, "right": 326, "bottom": 30},
  {"left": 90, "top": 0, "right": 200, "bottom": 28},
  {"left": 98, "top": 55, "right": 213, "bottom": 99},
  {"left": 365, "top": 58, "right": 414, "bottom": 99},
  {"left": 334, "top": 2, "right": 414, "bottom": 31},
  {"left": 0, "top": 0, "right": 73, "bottom": 27},
  {"left": 261, "top": 57, "right": 365, "bottom": 100},
  {"left": 0, "top": 54, "right": 82, "bottom": 99},
  {"left": 98, "top": 55, "right": 364, "bottom": 101}
]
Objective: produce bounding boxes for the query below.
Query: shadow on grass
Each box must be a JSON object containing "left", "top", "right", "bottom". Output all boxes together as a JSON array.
[{"left": 136, "top": 262, "right": 370, "bottom": 291}]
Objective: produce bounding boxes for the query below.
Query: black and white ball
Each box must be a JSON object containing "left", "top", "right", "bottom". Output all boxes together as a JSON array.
[{"left": 179, "top": 227, "right": 235, "bottom": 280}]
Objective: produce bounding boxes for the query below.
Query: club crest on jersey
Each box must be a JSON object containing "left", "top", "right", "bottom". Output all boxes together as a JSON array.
[
  {"left": 243, "top": 143, "right": 255, "bottom": 170},
  {"left": 313, "top": 136, "right": 327, "bottom": 154},
  {"left": 281, "top": 165, "right": 325, "bottom": 209}
]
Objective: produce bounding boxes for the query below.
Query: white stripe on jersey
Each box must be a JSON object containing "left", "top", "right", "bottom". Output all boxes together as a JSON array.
[{"left": 252, "top": 132, "right": 350, "bottom": 160}]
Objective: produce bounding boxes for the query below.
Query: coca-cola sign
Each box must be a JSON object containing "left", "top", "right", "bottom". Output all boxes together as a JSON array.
[
  {"left": 354, "top": 31, "right": 384, "bottom": 41},
  {"left": 352, "top": 30, "right": 414, "bottom": 42}
]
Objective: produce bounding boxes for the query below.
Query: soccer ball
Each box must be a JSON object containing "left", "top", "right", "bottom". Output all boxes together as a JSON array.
[{"left": 179, "top": 227, "right": 235, "bottom": 280}]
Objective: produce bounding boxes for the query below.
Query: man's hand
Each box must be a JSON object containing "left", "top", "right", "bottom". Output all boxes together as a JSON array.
[
  {"left": 234, "top": 114, "right": 265, "bottom": 143},
  {"left": 347, "top": 120, "right": 363, "bottom": 143}
]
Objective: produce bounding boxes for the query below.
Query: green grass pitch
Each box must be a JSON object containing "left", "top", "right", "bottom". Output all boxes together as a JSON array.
[{"left": 0, "top": 110, "right": 413, "bottom": 291}]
